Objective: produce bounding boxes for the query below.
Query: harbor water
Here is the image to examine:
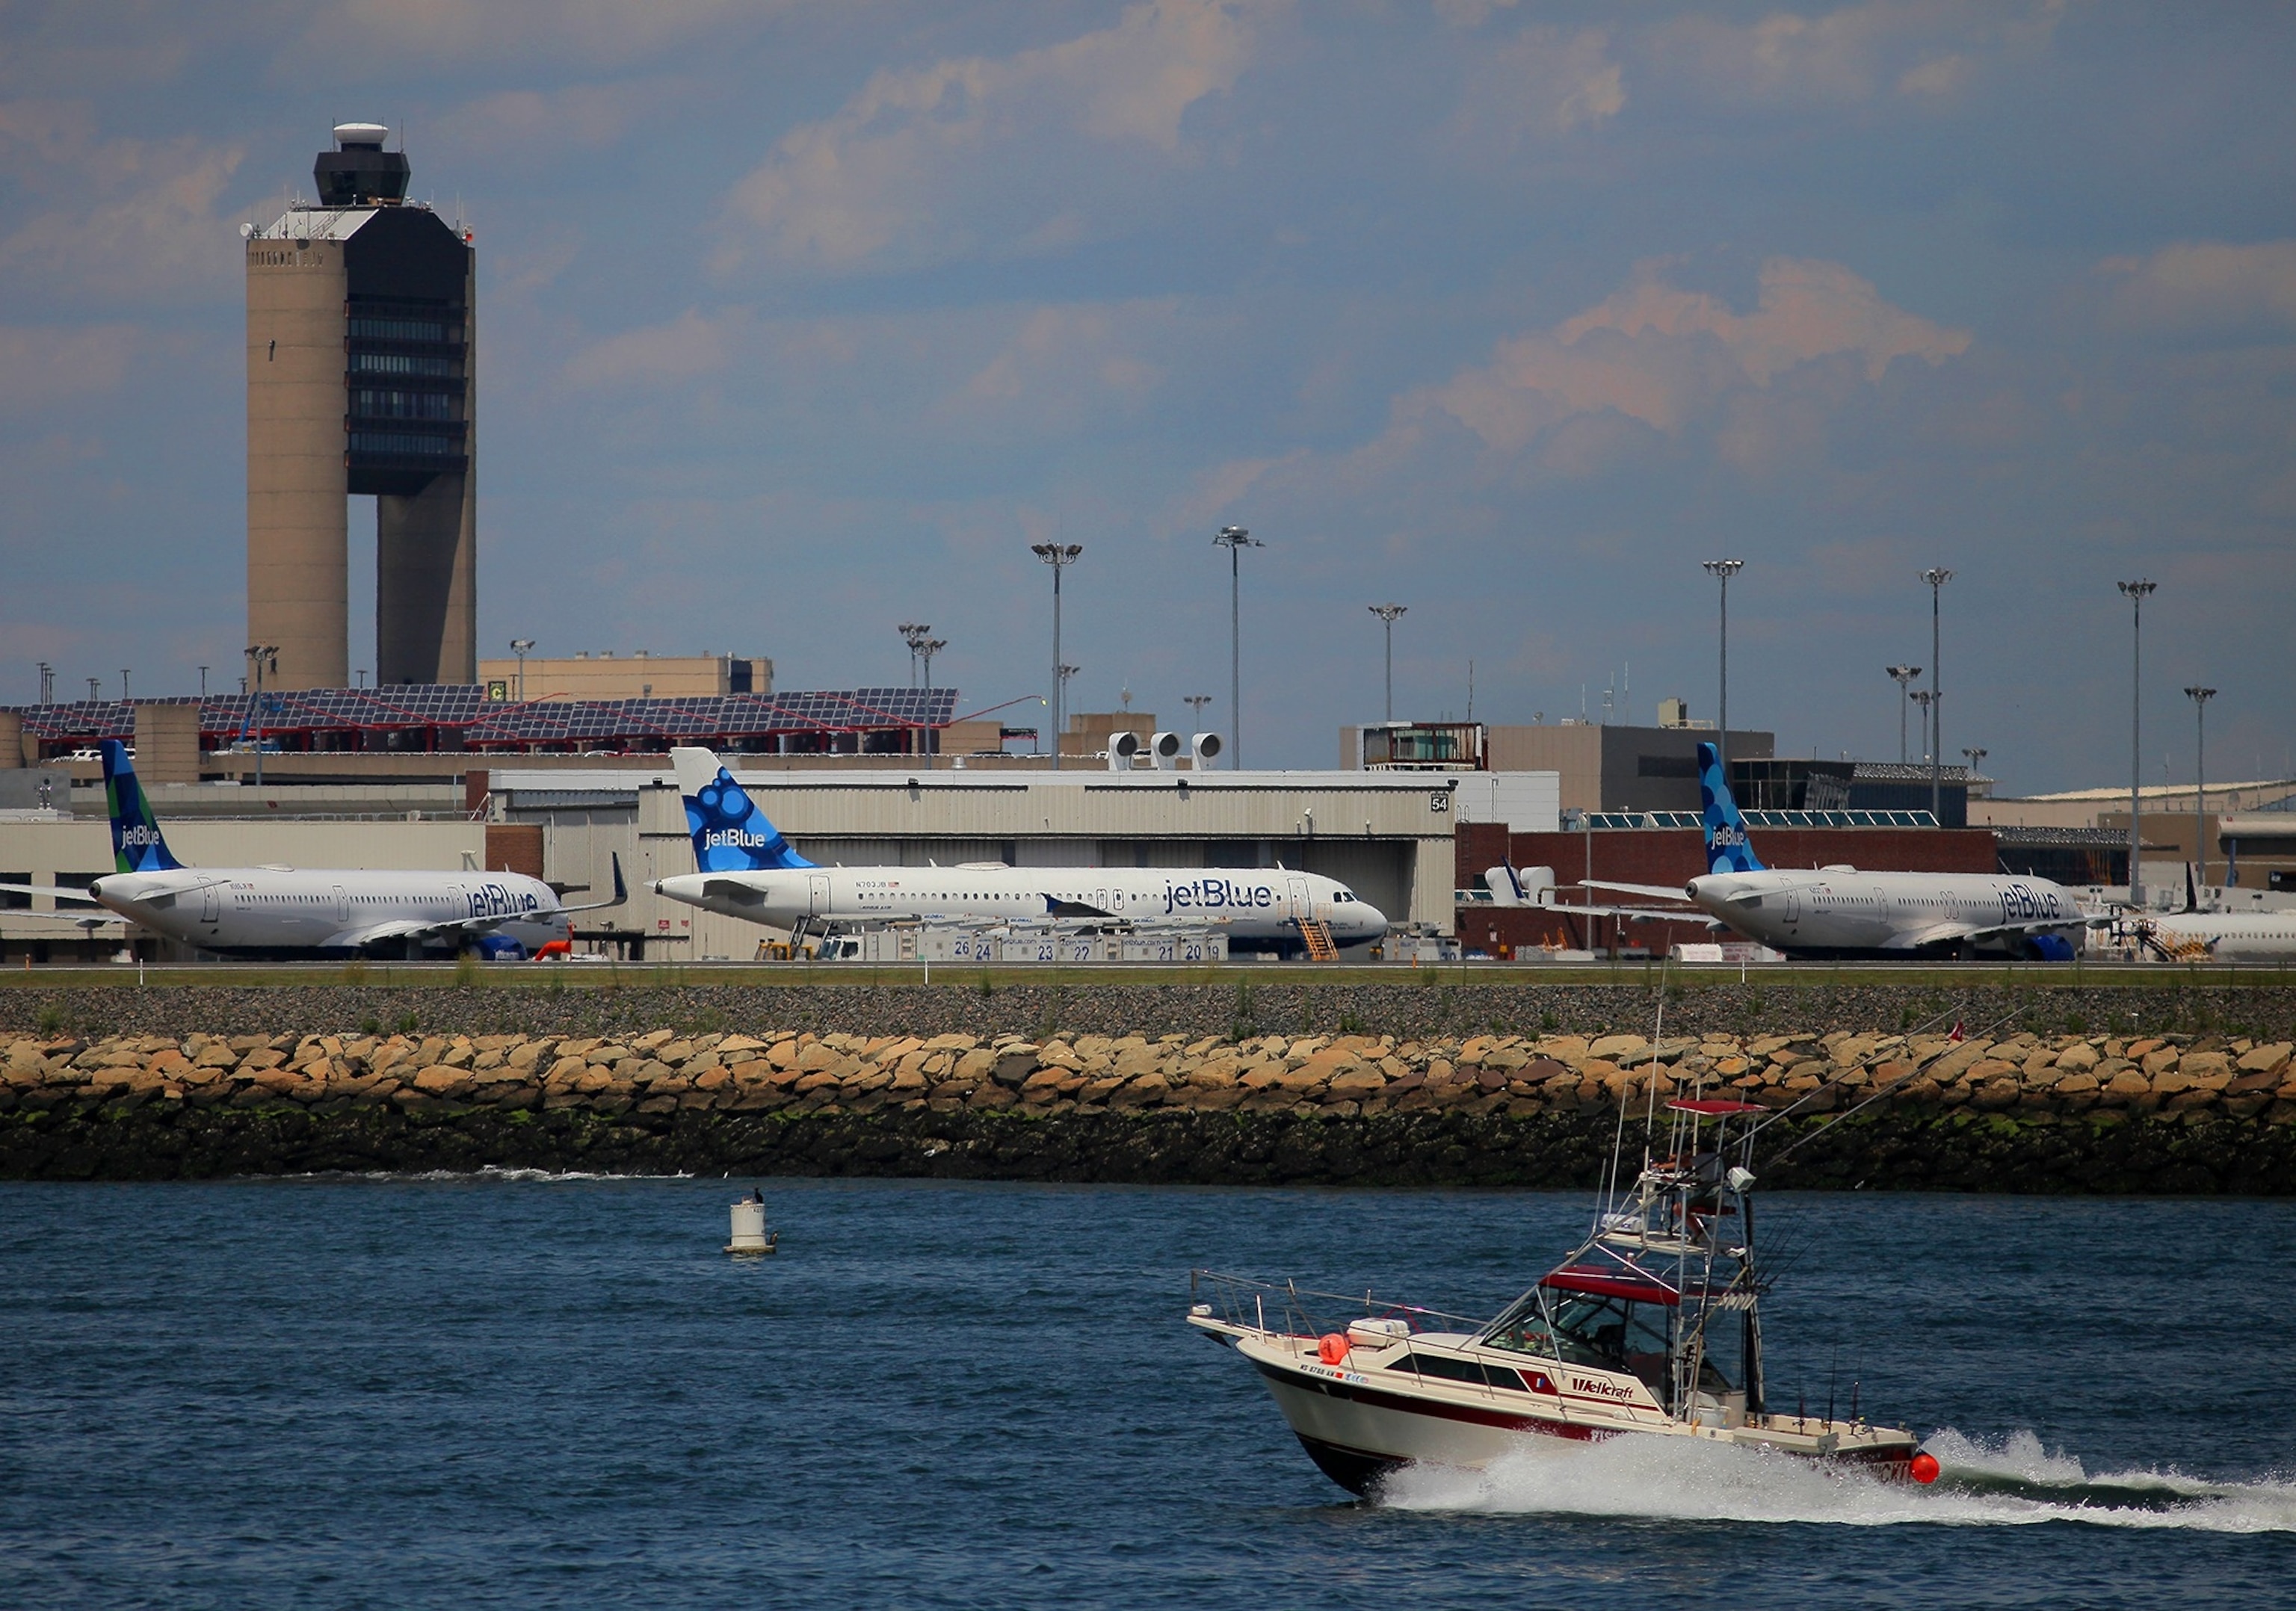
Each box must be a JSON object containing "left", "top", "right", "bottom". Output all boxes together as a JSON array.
[{"left": 2, "top": 1177, "right": 2291, "bottom": 1609}]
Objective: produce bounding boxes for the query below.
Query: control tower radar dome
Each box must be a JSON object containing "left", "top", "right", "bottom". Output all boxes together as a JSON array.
[{"left": 315, "top": 121, "right": 409, "bottom": 207}]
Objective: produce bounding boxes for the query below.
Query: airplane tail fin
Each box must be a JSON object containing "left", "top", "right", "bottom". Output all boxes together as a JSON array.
[
  {"left": 670, "top": 746, "right": 814, "bottom": 873},
  {"left": 99, "top": 740, "right": 183, "bottom": 873},
  {"left": 1697, "top": 740, "right": 1765, "bottom": 874}
]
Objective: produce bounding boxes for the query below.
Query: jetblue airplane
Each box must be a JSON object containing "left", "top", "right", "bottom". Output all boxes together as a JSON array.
[
  {"left": 1592, "top": 741, "right": 2093, "bottom": 960},
  {"left": 2129, "top": 868, "right": 2296, "bottom": 962},
  {"left": 650, "top": 746, "right": 1388, "bottom": 956},
  {"left": 13, "top": 741, "right": 623, "bottom": 959}
]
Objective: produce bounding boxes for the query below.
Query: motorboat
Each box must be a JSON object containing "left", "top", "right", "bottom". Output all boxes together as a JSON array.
[{"left": 1187, "top": 1096, "right": 1929, "bottom": 1494}]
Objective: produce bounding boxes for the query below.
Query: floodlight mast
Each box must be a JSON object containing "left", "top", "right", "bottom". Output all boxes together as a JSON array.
[
  {"left": 1029, "top": 545, "right": 1082, "bottom": 770},
  {"left": 2186, "top": 685, "right": 2216, "bottom": 891},
  {"left": 1214, "top": 527, "right": 1260, "bottom": 768},
  {"left": 1369, "top": 604, "right": 1406, "bottom": 722},
  {"left": 1886, "top": 666, "right": 1922, "bottom": 764},
  {"left": 1920, "top": 569, "right": 1954, "bottom": 820},
  {"left": 2118, "top": 579, "right": 2156, "bottom": 905},
  {"left": 1703, "top": 560, "right": 1744, "bottom": 770}
]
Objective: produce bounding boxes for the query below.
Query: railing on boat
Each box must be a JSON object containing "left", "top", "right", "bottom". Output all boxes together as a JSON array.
[{"left": 1188, "top": 1270, "right": 1487, "bottom": 1340}]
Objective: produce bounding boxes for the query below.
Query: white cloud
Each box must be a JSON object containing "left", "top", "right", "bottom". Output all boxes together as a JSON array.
[
  {"left": 563, "top": 307, "right": 752, "bottom": 388},
  {"left": 715, "top": 0, "right": 1254, "bottom": 271},
  {"left": 287, "top": 0, "right": 780, "bottom": 72},
  {"left": 0, "top": 105, "right": 247, "bottom": 302},
  {"left": 1410, "top": 256, "right": 1969, "bottom": 454},
  {"left": 1647, "top": 1, "right": 2062, "bottom": 106},
  {"left": 0, "top": 325, "right": 142, "bottom": 411},
  {"left": 1447, "top": 26, "right": 1624, "bottom": 152},
  {"left": 2099, "top": 241, "right": 2296, "bottom": 333}
]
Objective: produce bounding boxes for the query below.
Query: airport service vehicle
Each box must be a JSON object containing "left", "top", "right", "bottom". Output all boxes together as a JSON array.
[
  {"left": 1188, "top": 1095, "right": 1928, "bottom": 1495},
  {"left": 1591, "top": 742, "right": 2092, "bottom": 960},
  {"left": 14, "top": 741, "right": 623, "bottom": 959},
  {"left": 650, "top": 747, "right": 1388, "bottom": 957}
]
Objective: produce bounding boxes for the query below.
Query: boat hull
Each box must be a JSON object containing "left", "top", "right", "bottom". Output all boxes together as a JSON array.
[{"left": 1246, "top": 1343, "right": 1915, "bottom": 1496}]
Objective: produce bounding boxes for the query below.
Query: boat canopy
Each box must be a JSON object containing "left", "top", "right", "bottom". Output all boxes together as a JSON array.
[{"left": 1539, "top": 1264, "right": 1680, "bottom": 1306}]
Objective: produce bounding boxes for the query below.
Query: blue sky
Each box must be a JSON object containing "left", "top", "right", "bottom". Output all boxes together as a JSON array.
[{"left": 3, "top": 0, "right": 2291, "bottom": 790}]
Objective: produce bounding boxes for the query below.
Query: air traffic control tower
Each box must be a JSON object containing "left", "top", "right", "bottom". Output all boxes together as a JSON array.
[{"left": 245, "top": 123, "right": 475, "bottom": 688}]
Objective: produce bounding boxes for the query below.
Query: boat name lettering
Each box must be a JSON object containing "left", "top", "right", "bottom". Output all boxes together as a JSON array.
[{"left": 1570, "top": 1375, "right": 1636, "bottom": 1401}]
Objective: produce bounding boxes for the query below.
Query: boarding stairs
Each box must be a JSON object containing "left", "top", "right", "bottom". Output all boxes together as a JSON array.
[{"left": 1297, "top": 918, "right": 1339, "bottom": 962}]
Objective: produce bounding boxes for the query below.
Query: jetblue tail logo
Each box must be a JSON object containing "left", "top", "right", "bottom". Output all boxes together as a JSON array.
[
  {"left": 100, "top": 740, "right": 182, "bottom": 873},
  {"left": 684, "top": 766, "right": 813, "bottom": 873},
  {"left": 1697, "top": 740, "right": 1765, "bottom": 874}
]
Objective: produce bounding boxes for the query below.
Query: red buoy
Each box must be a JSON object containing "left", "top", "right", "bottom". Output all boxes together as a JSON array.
[
  {"left": 1909, "top": 1452, "right": 1941, "bottom": 1485},
  {"left": 1318, "top": 1333, "right": 1351, "bottom": 1366}
]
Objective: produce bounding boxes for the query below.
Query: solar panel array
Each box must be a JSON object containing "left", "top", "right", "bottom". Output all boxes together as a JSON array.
[{"left": 5, "top": 686, "right": 959, "bottom": 750}]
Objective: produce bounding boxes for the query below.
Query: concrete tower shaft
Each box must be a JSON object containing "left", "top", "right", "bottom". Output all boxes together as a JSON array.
[{"left": 246, "top": 229, "right": 351, "bottom": 689}]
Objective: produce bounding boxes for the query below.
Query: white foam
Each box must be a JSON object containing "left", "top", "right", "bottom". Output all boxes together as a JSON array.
[{"left": 1377, "top": 1428, "right": 2296, "bottom": 1533}]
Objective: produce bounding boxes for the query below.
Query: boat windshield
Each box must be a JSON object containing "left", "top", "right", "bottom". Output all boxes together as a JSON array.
[{"left": 1481, "top": 1290, "right": 1670, "bottom": 1372}]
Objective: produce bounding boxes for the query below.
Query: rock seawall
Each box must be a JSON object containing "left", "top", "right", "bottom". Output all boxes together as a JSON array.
[{"left": 7, "top": 1027, "right": 2293, "bottom": 1193}]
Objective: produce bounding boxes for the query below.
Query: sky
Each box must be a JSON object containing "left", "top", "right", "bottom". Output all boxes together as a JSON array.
[{"left": 1, "top": 0, "right": 2292, "bottom": 792}]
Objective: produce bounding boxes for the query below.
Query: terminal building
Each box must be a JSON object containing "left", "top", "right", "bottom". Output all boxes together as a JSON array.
[{"left": 246, "top": 123, "right": 477, "bottom": 689}]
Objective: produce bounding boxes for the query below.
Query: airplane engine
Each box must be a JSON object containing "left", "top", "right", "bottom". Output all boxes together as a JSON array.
[
  {"left": 475, "top": 934, "right": 528, "bottom": 961},
  {"left": 1148, "top": 731, "right": 1182, "bottom": 769},
  {"left": 1191, "top": 732, "right": 1223, "bottom": 766},
  {"left": 1108, "top": 731, "right": 1142, "bottom": 770},
  {"left": 2025, "top": 933, "right": 2077, "bottom": 962}
]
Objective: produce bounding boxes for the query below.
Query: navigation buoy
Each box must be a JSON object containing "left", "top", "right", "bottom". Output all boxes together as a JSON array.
[
  {"left": 726, "top": 1195, "right": 778, "bottom": 1256},
  {"left": 1909, "top": 1452, "right": 1940, "bottom": 1485},
  {"left": 1318, "top": 1333, "right": 1351, "bottom": 1365}
]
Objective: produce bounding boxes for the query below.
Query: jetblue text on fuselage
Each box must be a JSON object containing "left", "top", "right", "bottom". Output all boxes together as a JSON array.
[
  {"left": 466, "top": 882, "right": 537, "bottom": 918},
  {"left": 1164, "top": 876, "right": 1276, "bottom": 913}
]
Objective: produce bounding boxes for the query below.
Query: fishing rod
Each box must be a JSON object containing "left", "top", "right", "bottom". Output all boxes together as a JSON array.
[{"left": 1755, "top": 1007, "right": 2022, "bottom": 1169}]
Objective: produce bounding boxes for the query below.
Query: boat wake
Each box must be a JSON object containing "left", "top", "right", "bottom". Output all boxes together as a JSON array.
[{"left": 1377, "top": 1429, "right": 2296, "bottom": 1532}]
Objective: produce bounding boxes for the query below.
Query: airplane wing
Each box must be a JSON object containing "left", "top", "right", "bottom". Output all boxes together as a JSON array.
[
  {"left": 1581, "top": 879, "right": 1696, "bottom": 903},
  {"left": 0, "top": 883, "right": 102, "bottom": 904},
  {"left": 1541, "top": 902, "right": 1721, "bottom": 927},
  {"left": 1886, "top": 915, "right": 2096, "bottom": 951}
]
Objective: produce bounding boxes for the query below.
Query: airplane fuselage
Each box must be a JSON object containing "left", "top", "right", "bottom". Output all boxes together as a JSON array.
[
  {"left": 653, "top": 865, "right": 1387, "bottom": 953},
  {"left": 2138, "top": 912, "right": 2296, "bottom": 962},
  {"left": 1685, "top": 868, "right": 2087, "bottom": 958},
  {"left": 90, "top": 867, "right": 573, "bottom": 957}
]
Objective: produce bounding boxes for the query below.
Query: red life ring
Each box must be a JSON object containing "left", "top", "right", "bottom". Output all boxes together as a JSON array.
[{"left": 1318, "top": 1333, "right": 1351, "bottom": 1366}]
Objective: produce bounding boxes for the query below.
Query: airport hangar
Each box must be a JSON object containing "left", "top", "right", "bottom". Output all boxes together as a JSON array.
[{"left": 0, "top": 686, "right": 1555, "bottom": 961}]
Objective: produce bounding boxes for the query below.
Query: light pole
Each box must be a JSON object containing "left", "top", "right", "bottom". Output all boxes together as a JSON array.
[
  {"left": 919, "top": 637, "right": 946, "bottom": 690},
  {"left": 1214, "top": 526, "right": 1261, "bottom": 768},
  {"left": 87, "top": 677, "right": 101, "bottom": 702},
  {"left": 1030, "top": 544, "right": 1081, "bottom": 770},
  {"left": 1910, "top": 691, "right": 1935, "bottom": 766},
  {"left": 1703, "top": 559, "right": 1744, "bottom": 770},
  {"left": 897, "top": 622, "right": 929, "bottom": 686},
  {"left": 197, "top": 665, "right": 209, "bottom": 698},
  {"left": 121, "top": 669, "right": 132, "bottom": 699},
  {"left": 1961, "top": 747, "right": 1987, "bottom": 814},
  {"left": 2118, "top": 579, "right": 2155, "bottom": 905},
  {"left": 1368, "top": 604, "right": 1407, "bottom": 723},
  {"left": 2186, "top": 685, "right": 2216, "bottom": 894},
  {"left": 37, "top": 662, "right": 53, "bottom": 704},
  {"left": 245, "top": 643, "right": 279, "bottom": 789},
  {"left": 1183, "top": 693, "right": 1213, "bottom": 735},
  {"left": 510, "top": 638, "right": 535, "bottom": 700},
  {"left": 1919, "top": 568, "right": 1953, "bottom": 820},
  {"left": 1886, "top": 666, "right": 1922, "bottom": 764}
]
